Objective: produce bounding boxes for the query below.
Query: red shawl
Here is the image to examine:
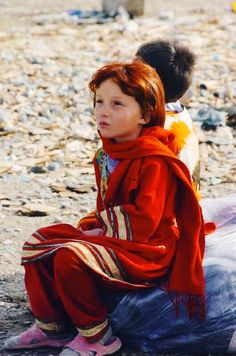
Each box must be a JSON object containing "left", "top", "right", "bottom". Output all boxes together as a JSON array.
[{"left": 100, "top": 127, "right": 206, "bottom": 318}]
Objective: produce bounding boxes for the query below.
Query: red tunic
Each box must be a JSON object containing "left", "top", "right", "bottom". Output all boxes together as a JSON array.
[{"left": 22, "top": 126, "right": 206, "bottom": 318}]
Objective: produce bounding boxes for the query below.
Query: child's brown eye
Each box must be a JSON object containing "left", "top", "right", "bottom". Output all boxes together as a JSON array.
[{"left": 114, "top": 101, "right": 123, "bottom": 106}]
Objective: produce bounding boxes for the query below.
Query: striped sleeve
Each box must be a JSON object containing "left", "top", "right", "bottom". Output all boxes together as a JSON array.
[
  {"left": 77, "top": 212, "right": 101, "bottom": 231},
  {"left": 96, "top": 206, "right": 133, "bottom": 241}
]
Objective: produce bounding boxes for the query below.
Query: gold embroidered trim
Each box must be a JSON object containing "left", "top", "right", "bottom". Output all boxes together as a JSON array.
[
  {"left": 100, "top": 210, "right": 113, "bottom": 236},
  {"left": 113, "top": 206, "right": 126, "bottom": 239},
  {"left": 91, "top": 244, "right": 122, "bottom": 280},
  {"left": 36, "top": 319, "right": 65, "bottom": 332},
  {"left": 77, "top": 319, "right": 109, "bottom": 337},
  {"left": 66, "top": 243, "right": 123, "bottom": 281},
  {"left": 22, "top": 248, "right": 45, "bottom": 258}
]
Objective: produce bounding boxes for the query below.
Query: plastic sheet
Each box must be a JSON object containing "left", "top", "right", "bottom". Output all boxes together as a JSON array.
[{"left": 105, "top": 194, "right": 236, "bottom": 354}]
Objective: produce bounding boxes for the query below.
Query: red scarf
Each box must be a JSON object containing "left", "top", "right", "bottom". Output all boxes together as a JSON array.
[{"left": 101, "top": 126, "right": 206, "bottom": 318}]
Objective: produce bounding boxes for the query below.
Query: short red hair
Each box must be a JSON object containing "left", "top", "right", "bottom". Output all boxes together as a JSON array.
[{"left": 89, "top": 61, "right": 166, "bottom": 127}]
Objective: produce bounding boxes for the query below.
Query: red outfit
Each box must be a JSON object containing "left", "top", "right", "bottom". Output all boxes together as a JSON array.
[
  {"left": 22, "top": 126, "right": 206, "bottom": 340},
  {"left": 25, "top": 249, "right": 110, "bottom": 342}
]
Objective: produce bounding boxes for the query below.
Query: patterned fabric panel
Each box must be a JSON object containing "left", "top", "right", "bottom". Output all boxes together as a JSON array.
[
  {"left": 96, "top": 206, "right": 133, "bottom": 241},
  {"left": 22, "top": 232, "right": 126, "bottom": 281},
  {"left": 95, "top": 148, "right": 110, "bottom": 202}
]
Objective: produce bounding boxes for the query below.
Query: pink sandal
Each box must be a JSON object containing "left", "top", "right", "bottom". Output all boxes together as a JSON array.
[
  {"left": 2, "top": 323, "right": 73, "bottom": 350},
  {"left": 60, "top": 333, "right": 122, "bottom": 356}
]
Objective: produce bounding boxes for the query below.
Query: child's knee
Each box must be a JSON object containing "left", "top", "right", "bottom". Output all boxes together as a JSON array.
[{"left": 54, "top": 248, "right": 82, "bottom": 279}]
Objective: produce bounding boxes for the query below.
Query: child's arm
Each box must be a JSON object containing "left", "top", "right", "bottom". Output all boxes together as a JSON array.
[
  {"left": 96, "top": 158, "right": 176, "bottom": 243},
  {"left": 77, "top": 212, "right": 101, "bottom": 231},
  {"left": 82, "top": 228, "right": 104, "bottom": 236}
]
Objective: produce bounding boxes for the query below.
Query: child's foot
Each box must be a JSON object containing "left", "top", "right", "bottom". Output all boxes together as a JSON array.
[
  {"left": 1, "top": 323, "right": 73, "bottom": 350},
  {"left": 59, "top": 333, "right": 122, "bottom": 356}
]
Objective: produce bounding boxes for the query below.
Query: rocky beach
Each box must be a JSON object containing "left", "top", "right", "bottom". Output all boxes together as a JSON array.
[{"left": 0, "top": 0, "right": 235, "bottom": 355}]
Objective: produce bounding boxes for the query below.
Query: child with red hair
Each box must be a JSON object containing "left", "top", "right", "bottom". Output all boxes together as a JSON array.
[{"left": 2, "top": 61, "right": 205, "bottom": 356}]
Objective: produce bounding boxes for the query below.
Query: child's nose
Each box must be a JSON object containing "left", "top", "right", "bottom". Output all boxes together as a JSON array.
[{"left": 100, "top": 103, "right": 110, "bottom": 117}]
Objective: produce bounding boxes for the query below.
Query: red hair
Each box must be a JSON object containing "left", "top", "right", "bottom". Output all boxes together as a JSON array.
[{"left": 89, "top": 61, "right": 166, "bottom": 127}]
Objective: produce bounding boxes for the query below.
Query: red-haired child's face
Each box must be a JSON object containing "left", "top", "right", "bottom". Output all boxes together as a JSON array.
[{"left": 94, "top": 79, "right": 148, "bottom": 143}]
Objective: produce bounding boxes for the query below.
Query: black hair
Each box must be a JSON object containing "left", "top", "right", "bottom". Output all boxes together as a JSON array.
[{"left": 136, "top": 39, "right": 196, "bottom": 102}]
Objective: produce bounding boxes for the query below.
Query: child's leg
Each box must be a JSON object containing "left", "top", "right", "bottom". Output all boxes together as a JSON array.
[
  {"left": 3, "top": 247, "right": 121, "bottom": 353},
  {"left": 53, "top": 248, "right": 122, "bottom": 355},
  {"left": 25, "top": 255, "right": 70, "bottom": 330},
  {"left": 26, "top": 248, "right": 110, "bottom": 337},
  {"left": 53, "top": 248, "right": 109, "bottom": 341}
]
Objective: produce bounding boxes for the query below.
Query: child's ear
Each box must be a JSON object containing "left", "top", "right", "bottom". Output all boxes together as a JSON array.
[
  {"left": 140, "top": 110, "right": 151, "bottom": 125},
  {"left": 139, "top": 116, "right": 150, "bottom": 125}
]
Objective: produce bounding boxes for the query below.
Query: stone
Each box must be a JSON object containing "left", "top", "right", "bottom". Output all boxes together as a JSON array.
[
  {"left": 17, "top": 203, "right": 56, "bottom": 216},
  {"left": 102, "top": 0, "right": 144, "bottom": 16}
]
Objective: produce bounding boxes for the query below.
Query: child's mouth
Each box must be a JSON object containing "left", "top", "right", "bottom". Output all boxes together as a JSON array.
[{"left": 99, "top": 121, "right": 110, "bottom": 128}]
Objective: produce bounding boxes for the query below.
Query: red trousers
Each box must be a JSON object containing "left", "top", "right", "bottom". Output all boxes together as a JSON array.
[{"left": 24, "top": 248, "right": 111, "bottom": 342}]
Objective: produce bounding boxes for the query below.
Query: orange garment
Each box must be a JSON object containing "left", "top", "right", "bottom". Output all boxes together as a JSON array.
[
  {"left": 22, "top": 126, "right": 206, "bottom": 319},
  {"left": 165, "top": 106, "right": 200, "bottom": 194}
]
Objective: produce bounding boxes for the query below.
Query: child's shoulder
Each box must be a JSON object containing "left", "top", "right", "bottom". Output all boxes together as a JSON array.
[
  {"left": 164, "top": 104, "right": 198, "bottom": 156},
  {"left": 165, "top": 105, "right": 194, "bottom": 131}
]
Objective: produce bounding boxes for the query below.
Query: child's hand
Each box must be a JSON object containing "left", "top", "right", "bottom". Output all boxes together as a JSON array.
[{"left": 82, "top": 228, "right": 104, "bottom": 236}]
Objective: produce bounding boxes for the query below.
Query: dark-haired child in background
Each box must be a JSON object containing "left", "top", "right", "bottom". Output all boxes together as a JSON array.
[{"left": 136, "top": 39, "right": 200, "bottom": 191}]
